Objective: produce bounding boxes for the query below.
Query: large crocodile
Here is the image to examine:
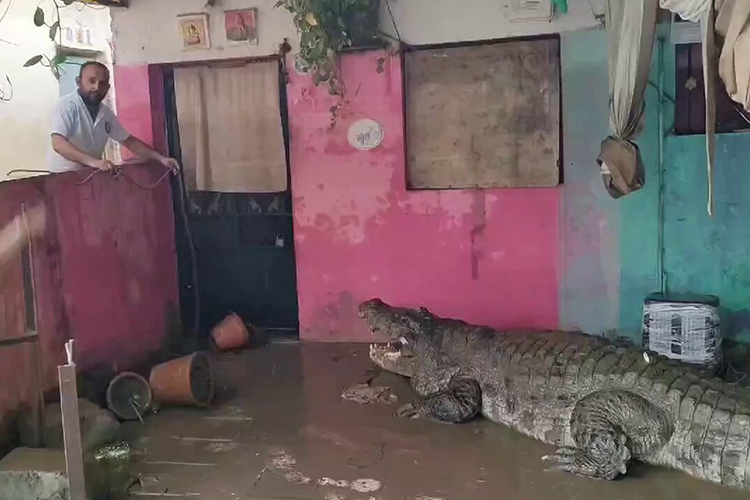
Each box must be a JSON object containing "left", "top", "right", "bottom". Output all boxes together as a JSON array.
[{"left": 358, "top": 298, "right": 750, "bottom": 490}]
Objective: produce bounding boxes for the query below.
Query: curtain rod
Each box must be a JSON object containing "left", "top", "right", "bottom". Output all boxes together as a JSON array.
[{"left": 167, "top": 55, "right": 281, "bottom": 70}]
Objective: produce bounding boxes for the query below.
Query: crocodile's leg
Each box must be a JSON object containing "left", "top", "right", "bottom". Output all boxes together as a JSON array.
[
  {"left": 543, "top": 389, "right": 673, "bottom": 480},
  {"left": 396, "top": 377, "right": 482, "bottom": 424}
]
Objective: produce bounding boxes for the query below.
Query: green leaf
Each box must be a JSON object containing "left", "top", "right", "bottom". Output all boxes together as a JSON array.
[
  {"left": 49, "top": 21, "right": 60, "bottom": 40},
  {"left": 33, "top": 7, "right": 45, "bottom": 27},
  {"left": 24, "top": 55, "right": 44, "bottom": 67}
]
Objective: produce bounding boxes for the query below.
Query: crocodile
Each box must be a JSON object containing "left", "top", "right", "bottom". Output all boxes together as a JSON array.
[{"left": 358, "top": 298, "right": 750, "bottom": 490}]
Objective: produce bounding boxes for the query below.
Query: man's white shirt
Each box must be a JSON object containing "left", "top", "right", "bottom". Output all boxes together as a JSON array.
[{"left": 46, "top": 92, "right": 130, "bottom": 173}]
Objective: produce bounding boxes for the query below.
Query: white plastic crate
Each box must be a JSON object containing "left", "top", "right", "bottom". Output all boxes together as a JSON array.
[{"left": 642, "top": 294, "right": 721, "bottom": 370}]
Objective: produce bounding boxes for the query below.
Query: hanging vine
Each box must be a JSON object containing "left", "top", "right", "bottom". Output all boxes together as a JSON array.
[
  {"left": 274, "top": 0, "right": 381, "bottom": 96},
  {"left": 24, "top": 0, "right": 79, "bottom": 79}
]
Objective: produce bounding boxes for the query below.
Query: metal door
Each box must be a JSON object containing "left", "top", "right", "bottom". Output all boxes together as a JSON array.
[{"left": 163, "top": 63, "right": 299, "bottom": 341}]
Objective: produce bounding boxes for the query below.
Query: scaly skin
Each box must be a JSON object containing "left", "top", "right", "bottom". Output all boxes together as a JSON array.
[{"left": 359, "top": 298, "right": 750, "bottom": 489}]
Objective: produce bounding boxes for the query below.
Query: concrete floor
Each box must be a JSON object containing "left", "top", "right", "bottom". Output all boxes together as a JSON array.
[{"left": 123, "top": 342, "right": 749, "bottom": 500}]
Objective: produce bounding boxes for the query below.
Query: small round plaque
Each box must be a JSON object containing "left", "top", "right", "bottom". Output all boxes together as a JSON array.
[{"left": 347, "top": 119, "right": 384, "bottom": 150}]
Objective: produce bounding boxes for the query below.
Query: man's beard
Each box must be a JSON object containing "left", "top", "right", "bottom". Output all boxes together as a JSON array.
[{"left": 78, "top": 89, "right": 104, "bottom": 106}]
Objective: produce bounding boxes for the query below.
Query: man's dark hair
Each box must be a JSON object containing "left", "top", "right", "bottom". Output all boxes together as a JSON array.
[{"left": 78, "top": 61, "right": 109, "bottom": 79}]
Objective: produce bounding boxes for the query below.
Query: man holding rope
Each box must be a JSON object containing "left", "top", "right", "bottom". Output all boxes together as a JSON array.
[{"left": 47, "top": 60, "right": 180, "bottom": 174}]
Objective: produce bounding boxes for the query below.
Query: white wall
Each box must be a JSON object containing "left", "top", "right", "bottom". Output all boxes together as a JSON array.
[
  {"left": 111, "top": 0, "right": 299, "bottom": 66},
  {"left": 112, "top": 0, "right": 604, "bottom": 66},
  {"left": 378, "top": 0, "right": 602, "bottom": 46},
  {"left": 58, "top": 2, "right": 113, "bottom": 54},
  {"left": 0, "top": 0, "right": 113, "bottom": 180}
]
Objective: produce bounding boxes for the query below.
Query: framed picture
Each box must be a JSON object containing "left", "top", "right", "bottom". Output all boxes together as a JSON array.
[
  {"left": 224, "top": 8, "right": 258, "bottom": 46},
  {"left": 177, "top": 13, "right": 210, "bottom": 50}
]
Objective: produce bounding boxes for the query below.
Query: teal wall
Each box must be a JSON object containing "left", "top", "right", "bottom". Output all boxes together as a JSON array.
[
  {"left": 559, "top": 29, "right": 621, "bottom": 336},
  {"left": 560, "top": 28, "right": 750, "bottom": 343},
  {"left": 659, "top": 51, "right": 750, "bottom": 342}
]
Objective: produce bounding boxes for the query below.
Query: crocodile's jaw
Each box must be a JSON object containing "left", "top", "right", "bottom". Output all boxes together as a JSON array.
[
  {"left": 358, "top": 298, "right": 418, "bottom": 343},
  {"left": 369, "top": 343, "right": 416, "bottom": 378}
]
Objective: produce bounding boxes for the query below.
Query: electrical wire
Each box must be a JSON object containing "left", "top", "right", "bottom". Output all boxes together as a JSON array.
[
  {"left": 733, "top": 102, "right": 750, "bottom": 127},
  {"left": 174, "top": 164, "right": 201, "bottom": 341},
  {"left": 0, "top": 0, "right": 14, "bottom": 27},
  {"left": 74, "top": 0, "right": 107, "bottom": 11},
  {"left": 383, "top": 0, "right": 402, "bottom": 44}
]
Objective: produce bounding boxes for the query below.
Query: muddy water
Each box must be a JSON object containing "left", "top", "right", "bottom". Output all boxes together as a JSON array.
[{"left": 122, "top": 343, "right": 750, "bottom": 500}]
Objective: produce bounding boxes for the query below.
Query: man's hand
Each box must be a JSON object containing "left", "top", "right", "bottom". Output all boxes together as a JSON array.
[
  {"left": 87, "top": 158, "right": 117, "bottom": 172},
  {"left": 121, "top": 136, "right": 180, "bottom": 174},
  {"left": 158, "top": 156, "right": 180, "bottom": 175}
]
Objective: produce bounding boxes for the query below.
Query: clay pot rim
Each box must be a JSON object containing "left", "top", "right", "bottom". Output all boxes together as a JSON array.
[
  {"left": 106, "top": 371, "right": 153, "bottom": 421},
  {"left": 149, "top": 351, "right": 215, "bottom": 408}
]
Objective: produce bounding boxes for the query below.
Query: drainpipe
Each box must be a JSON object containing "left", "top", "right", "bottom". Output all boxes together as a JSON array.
[{"left": 656, "top": 35, "right": 667, "bottom": 296}]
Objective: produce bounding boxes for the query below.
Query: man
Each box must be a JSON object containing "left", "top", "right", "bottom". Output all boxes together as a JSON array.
[{"left": 47, "top": 61, "right": 180, "bottom": 174}]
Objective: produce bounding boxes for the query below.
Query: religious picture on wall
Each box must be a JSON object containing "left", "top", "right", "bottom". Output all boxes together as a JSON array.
[
  {"left": 224, "top": 8, "right": 258, "bottom": 46},
  {"left": 178, "top": 13, "right": 210, "bottom": 50}
]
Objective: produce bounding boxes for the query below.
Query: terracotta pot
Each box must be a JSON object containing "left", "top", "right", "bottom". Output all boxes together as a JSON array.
[
  {"left": 106, "top": 371, "right": 152, "bottom": 421},
  {"left": 148, "top": 352, "right": 214, "bottom": 408},
  {"left": 210, "top": 313, "right": 252, "bottom": 352}
]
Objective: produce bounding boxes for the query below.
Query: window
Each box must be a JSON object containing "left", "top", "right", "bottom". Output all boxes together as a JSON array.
[
  {"left": 674, "top": 43, "right": 750, "bottom": 135},
  {"left": 404, "top": 36, "right": 562, "bottom": 190}
]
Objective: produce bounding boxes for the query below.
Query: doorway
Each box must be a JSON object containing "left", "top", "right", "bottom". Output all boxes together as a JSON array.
[{"left": 163, "top": 61, "right": 299, "bottom": 342}]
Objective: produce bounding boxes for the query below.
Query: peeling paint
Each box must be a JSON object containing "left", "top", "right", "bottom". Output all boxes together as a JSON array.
[{"left": 289, "top": 49, "right": 560, "bottom": 342}]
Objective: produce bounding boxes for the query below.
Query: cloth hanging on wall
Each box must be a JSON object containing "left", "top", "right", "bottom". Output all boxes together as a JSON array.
[
  {"left": 598, "top": 0, "right": 659, "bottom": 199},
  {"left": 174, "top": 61, "right": 287, "bottom": 193},
  {"left": 660, "top": 0, "right": 750, "bottom": 215},
  {"left": 660, "top": 0, "right": 716, "bottom": 214}
]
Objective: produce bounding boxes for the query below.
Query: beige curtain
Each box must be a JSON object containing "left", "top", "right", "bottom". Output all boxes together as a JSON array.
[{"left": 174, "top": 61, "right": 287, "bottom": 193}]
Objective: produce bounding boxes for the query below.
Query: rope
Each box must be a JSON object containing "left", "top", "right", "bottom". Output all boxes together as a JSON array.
[
  {"left": 6, "top": 166, "right": 173, "bottom": 191},
  {"left": 74, "top": 167, "right": 173, "bottom": 190}
]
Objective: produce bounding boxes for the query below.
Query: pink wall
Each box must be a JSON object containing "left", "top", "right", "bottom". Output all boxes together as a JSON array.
[
  {"left": 0, "top": 164, "right": 179, "bottom": 449},
  {"left": 288, "top": 50, "right": 561, "bottom": 341},
  {"left": 113, "top": 65, "right": 169, "bottom": 158}
]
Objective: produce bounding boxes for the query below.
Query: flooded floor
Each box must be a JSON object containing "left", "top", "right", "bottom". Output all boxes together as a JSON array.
[{"left": 124, "top": 342, "right": 749, "bottom": 500}]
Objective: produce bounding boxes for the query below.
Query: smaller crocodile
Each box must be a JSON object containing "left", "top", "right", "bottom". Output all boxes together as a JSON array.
[{"left": 359, "top": 298, "right": 750, "bottom": 490}]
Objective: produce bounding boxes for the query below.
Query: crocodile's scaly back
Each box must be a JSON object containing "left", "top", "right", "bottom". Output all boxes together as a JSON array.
[{"left": 361, "top": 298, "right": 750, "bottom": 490}]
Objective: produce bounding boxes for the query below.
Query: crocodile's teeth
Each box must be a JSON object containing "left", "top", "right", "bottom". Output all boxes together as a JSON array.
[{"left": 399, "top": 336, "right": 409, "bottom": 345}]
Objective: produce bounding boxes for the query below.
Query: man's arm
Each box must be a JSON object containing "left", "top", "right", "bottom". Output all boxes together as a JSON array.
[
  {"left": 121, "top": 136, "right": 180, "bottom": 173},
  {"left": 51, "top": 134, "right": 115, "bottom": 171}
]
